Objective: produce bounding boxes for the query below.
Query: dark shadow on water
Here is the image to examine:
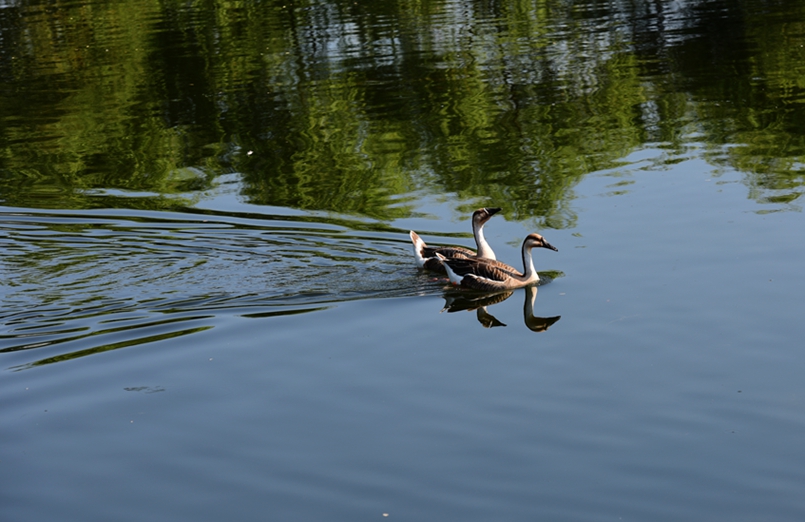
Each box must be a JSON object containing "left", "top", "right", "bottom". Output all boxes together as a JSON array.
[
  {"left": 441, "top": 284, "right": 561, "bottom": 333},
  {"left": 9, "top": 325, "right": 214, "bottom": 372}
]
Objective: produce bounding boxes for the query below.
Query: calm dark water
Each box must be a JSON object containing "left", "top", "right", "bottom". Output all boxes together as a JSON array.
[{"left": 3, "top": 0, "right": 805, "bottom": 520}]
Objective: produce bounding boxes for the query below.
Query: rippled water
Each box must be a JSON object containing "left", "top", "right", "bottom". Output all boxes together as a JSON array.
[
  {"left": 4, "top": 0, "right": 805, "bottom": 520},
  {"left": 0, "top": 201, "right": 439, "bottom": 370},
  {"left": 5, "top": 149, "right": 805, "bottom": 521}
]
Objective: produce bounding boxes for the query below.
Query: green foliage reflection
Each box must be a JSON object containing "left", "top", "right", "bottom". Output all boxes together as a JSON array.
[{"left": 2, "top": 0, "right": 805, "bottom": 219}]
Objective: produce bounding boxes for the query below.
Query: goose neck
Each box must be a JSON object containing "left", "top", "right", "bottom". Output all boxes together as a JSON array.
[
  {"left": 520, "top": 243, "right": 539, "bottom": 283},
  {"left": 473, "top": 224, "right": 495, "bottom": 260}
]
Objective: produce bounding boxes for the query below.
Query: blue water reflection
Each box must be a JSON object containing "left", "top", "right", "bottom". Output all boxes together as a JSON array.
[
  {"left": 4, "top": 0, "right": 805, "bottom": 520},
  {"left": 4, "top": 150, "right": 805, "bottom": 520}
]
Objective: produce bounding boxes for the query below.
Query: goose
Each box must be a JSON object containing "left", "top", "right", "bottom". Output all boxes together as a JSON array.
[
  {"left": 409, "top": 207, "right": 501, "bottom": 273},
  {"left": 437, "top": 233, "right": 557, "bottom": 292}
]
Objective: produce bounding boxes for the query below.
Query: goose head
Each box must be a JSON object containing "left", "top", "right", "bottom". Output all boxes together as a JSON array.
[
  {"left": 472, "top": 207, "right": 502, "bottom": 227},
  {"left": 524, "top": 233, "right": 558, "bottom": 252}
]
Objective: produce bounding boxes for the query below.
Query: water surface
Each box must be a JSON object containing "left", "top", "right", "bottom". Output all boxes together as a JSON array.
[{"left": 3, "top": 0, "right": 805, "bottom": 520}]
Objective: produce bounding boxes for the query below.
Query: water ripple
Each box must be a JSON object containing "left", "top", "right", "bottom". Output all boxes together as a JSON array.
[{"left": 1, "top": 206, "right": 440, "bottom": 369}]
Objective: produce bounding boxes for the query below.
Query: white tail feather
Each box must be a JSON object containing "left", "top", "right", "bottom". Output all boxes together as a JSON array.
[
  {"left": 409, "top": 231, "right": 427, "bottom": 268},
  {"left": 436, "top": 253, "right": 462, "bottom": 285}
]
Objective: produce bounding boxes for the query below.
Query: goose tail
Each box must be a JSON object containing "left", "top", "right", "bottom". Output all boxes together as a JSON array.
[
  {"left": 436, "top": 253, "right": 463, "bottom": 286},
  {"left": 409, "top": 231, "right": 428, "bottom": 268}
]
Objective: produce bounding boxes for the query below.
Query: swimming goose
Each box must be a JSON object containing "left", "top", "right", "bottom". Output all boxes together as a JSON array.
[
  {"left": 409, "top": 207, "right": 501, "bottom": 273},
  {"left": 438, "top": 233, "right": 558, "bottom": 292}
]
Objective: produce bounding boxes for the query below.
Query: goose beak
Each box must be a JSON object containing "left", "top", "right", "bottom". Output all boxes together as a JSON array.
[
  {"left": 476, "top": 207, "right": 502, "bottom": 224},
  {"left": 543, "top": 241, "right": 558, "bottom": 252}
]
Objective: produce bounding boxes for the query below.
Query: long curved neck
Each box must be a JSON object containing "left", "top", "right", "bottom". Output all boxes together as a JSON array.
[
  {"left": 473, "top": 223, "right": 496, "bottom": 260},
  {"left": 518, "top": 243, "right": 539, "bottom": 283}
]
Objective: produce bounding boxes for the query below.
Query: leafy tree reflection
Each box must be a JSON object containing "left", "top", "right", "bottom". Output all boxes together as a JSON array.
[{"left": 1, "top": 0, "right": 804, "bottom": 216}]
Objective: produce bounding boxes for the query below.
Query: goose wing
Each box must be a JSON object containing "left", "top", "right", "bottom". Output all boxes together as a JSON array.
[
  {"left": 422, "top": 245, "right": 475, "bottom": 260},
  {"left": 442, "top": 257, "right": 521, "bottom": 291},
  {"left": 411, "top": 230, "right": 481, "bottom": 272},
  {"left": 419, "top": 245, "right": 476, "bottom": 272},
  {"left": 427, "top": 248, "right": 521, "bottom": 276},
  {"left": 444, "top": 257, "right": 519, "bottom": 282},
  {"left": 440, "top": 252, "right": 522, "bottom": 274}
]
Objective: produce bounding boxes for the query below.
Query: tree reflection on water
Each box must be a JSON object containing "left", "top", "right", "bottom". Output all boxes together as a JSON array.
[{"left": 1, "top": 0, "right": 804, "bottom": 218}]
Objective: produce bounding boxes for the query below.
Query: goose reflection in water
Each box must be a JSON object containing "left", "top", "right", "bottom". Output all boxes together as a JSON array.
[{"left": 441, "top": 284, "right": 560, "bottom": 332}]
